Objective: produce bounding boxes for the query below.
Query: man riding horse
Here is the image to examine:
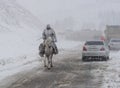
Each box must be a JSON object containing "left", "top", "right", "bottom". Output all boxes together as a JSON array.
[{"left": 40, "top": 24, "right": 58, "bottom": 57}]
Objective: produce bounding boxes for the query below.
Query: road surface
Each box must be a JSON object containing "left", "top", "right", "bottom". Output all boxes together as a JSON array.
[{"left": 0, "top": 50, "right": 113, "bottom": 88}]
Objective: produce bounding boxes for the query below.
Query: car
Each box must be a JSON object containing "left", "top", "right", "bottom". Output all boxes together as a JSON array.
[
  {"left": 108, "top": 38, "right": 120, "bottom": 50},
  {"left": 82, "top": 40, "right": 110, "bottom": 61}
]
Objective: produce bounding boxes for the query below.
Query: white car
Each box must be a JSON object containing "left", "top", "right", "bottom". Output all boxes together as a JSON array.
[
  {"left": 82, "top": 40, "right": 110, "bottom": 61},
  {"left": 108, "top": 38, "right": 120, "bottom": 50}
]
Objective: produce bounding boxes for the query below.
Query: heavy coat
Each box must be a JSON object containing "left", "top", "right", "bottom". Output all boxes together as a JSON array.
[{"left": 42, "top": 28, "right": 57, "bottom": 42}]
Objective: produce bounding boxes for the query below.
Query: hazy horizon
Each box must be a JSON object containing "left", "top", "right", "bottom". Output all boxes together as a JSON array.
[{"left": 16, "top": 0, "right": 120, "bottom": 30}]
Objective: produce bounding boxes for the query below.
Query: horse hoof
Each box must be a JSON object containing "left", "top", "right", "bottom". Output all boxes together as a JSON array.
[
  {"left": 48, "top": 68, "right": 51, "bottom": 70},
  {"left": 44, "top": 65, "right": 47, "bottom": 67}
]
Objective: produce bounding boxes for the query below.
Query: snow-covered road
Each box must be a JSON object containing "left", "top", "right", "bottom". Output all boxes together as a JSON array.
[
  {"left": 101, "top": 51, "right": 120, "bottom": 88},
  {"left": 0, "top": 47, "right": 120, "bottom": 88}
]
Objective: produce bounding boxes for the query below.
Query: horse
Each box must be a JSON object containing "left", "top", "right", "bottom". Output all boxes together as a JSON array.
[{"left": 44, "top": 37, "right": 54, "bottom": 69}]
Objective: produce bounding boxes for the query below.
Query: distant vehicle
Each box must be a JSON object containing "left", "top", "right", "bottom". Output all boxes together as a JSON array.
[
  {"left": 108, "top": 38, "right": 120, "bottom": 50},
  {"left": 82, "top": 40, "right": 110, "bottom": 61},
  {"left": 104, "top": 25, "right": 120, "bottom": 43}
]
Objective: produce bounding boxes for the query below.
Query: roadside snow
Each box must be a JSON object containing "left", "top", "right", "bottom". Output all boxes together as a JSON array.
[
  {"left": 0, "top": 54, "right": 41, "bottom": 81},
  {"left": 0, "top": 28, "right": 40, "bottom": 81},
  {"left": 102, "top": 51, "right": 120, "bottom": 88}
]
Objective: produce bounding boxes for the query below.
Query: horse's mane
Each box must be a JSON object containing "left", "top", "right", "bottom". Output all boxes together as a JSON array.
[{"left": 45, "top": 37, "right": 52, "bottom": 46}]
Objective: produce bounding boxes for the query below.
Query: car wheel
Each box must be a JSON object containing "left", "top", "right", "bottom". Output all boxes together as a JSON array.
[
  {"left": 108, "top": 45, "right": 111, "bottom": 50},
  {"left": 103, "top": 57, "right": 108, "bottom": 61},
  {"left": 82, "top": 56, "right": 86, "bottom": 61},
  {"left": 107, "top": 56, "right": 109, "bottom": 60}
]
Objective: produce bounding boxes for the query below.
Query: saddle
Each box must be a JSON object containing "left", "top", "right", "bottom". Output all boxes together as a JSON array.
[{"left": 39, "top": 42, "right": 58, "bottom": 57}]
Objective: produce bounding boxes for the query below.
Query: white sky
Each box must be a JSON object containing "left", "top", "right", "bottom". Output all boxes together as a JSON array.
[{"left": 16, "top": 0, "right": 120, "bottom": 29}]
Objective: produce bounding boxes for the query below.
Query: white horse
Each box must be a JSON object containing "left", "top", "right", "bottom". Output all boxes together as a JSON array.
[{"left": 44, "top": 37, "right": 54, "bottom": 69}]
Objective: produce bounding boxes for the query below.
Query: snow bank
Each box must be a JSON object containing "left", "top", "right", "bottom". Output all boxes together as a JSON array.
[
  {"left": 0, "top": 53, "right": 41, "bottom": 81},
  {"left": 0, "top": 29, "right": 41, "bottom": 81},
  {"left": 102, "top": 51, "right": 120, "bottom": 88}
]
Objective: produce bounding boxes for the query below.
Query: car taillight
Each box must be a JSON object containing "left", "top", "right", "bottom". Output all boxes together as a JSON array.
[
  {"left": 100, "top": 47, "right": 105, "bottom": 51},
  {"left": 83, "top": 46, "right": 87, "bottom": 51}
]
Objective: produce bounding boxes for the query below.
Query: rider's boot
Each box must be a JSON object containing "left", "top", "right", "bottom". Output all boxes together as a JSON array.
[
  {"left": 54, "top": 46, "right": 58, "bottom": 54},
  {"left": 52, "top": 43, "right": 58, "bottom": 54},
  {"left": 56, "top": 47, "right": 58, "bottom": 54}
]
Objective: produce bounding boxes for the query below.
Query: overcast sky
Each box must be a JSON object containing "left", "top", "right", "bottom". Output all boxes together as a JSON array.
[{"left": 16, "top": 0, "right": 120, "bottom": 29}]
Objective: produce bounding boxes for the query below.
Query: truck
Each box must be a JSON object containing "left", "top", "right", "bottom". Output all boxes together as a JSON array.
[{"left": 104, "top": 25, "right": 120, "bottom": 43}]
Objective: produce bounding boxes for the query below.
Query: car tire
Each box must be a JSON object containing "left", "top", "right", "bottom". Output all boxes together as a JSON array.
[
  {"left": 103, "top": 57, "right": 108, "bottom": 61},
  {"left": 107, "top": 56, "right": 109, "bottom": 60},
  {"left": 82, "top": 56, "right": 86, "bottom": 61},
  {"left": 108, "top": 45, "right": 111, "bottom": 50}
]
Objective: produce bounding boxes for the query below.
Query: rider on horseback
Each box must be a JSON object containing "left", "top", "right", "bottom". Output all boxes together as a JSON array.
[{"left": 41, "top": 24, "right": 58, "bottom": 56}]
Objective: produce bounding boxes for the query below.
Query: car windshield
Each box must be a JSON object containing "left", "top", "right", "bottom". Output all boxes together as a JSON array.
[
  {"left": 111, "top": 39, "right": 120, "bottom": 42},
  {"left": 85, "top": 41, "right": 104, "bottom": 45}
]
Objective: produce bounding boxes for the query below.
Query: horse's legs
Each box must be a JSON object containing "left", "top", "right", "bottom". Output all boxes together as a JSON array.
[
  {"left": 50, "top": 55, "right": 53, "bottom": 67},
  {"left": 47, "top": 56, "right": 51, "bottom": 69},
  {"left": 44, "top": 56, "right": 47, "bottom": 67}
]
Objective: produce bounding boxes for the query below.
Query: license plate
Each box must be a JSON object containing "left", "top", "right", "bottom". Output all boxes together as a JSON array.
[
  {"left": 89, "top": 48, "right": 98, "bottom": 51},
  {"left": 87, "top": 53, "right": 98, "bottom": 56}
]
